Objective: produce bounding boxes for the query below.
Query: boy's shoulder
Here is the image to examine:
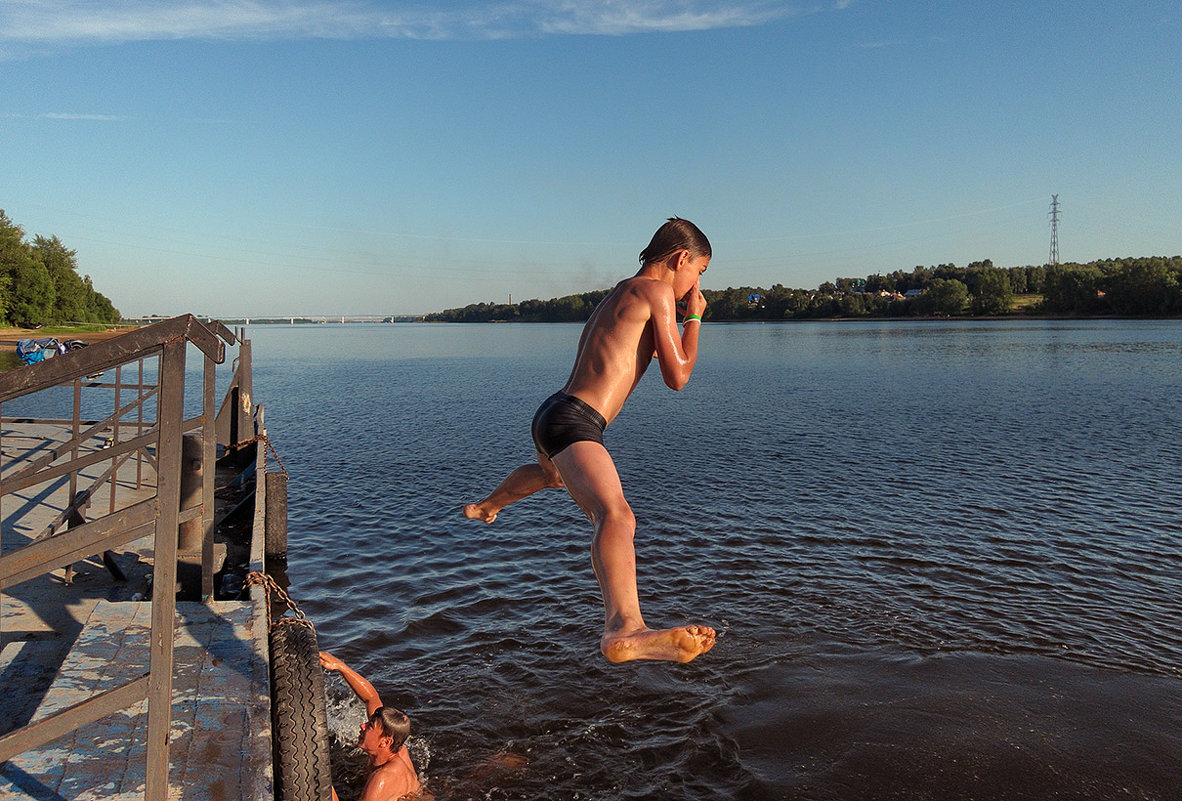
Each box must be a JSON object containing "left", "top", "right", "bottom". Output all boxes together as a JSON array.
[
  {"left": 617, "top": 275, "right": 674, "bottom": 302},
  {"left": 365, "top": 757, "right": 418, "bottom": 801}
]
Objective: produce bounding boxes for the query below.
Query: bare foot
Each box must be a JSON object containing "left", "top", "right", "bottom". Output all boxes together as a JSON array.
[
  {"left": 462, "top": 503, "right": 497, "bottom": 524},
  {"left": 600, "top": 625, "right": 716, "bottom": 664}
]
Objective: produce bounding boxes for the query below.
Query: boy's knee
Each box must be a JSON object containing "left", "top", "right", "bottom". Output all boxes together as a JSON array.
[{"left": 598, "top": 502, "right": 635, "bottom": 530}]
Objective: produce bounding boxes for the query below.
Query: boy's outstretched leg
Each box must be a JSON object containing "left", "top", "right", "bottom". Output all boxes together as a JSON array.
[
  {"left": 553, "top": 441, "right": 715, "bottom": 664},
  {"left": 463, "top": 454, "right": 563, "bottom": 523}
]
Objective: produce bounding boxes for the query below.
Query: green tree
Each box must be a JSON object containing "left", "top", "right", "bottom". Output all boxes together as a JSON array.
[
  {"left": 0, "top": 210, "right": 55, "bottom": 326},
  {"left": 839, "top": 293, "right": 869, "bottom": 317},
  {"left": 1105, "top": 258, "right": 1179, "bottom": 315},
  {"left": 759, "top": 284, "right": 790, "bottom": 318},
  {"left": 0, "top": 210, "right": 26, "bottom": 323},
  {"left": 932, "top": 263, "right": 966, "bottom": 286},
  {"left": 552, "top": 295, "right": 587, "bottom": 321},
  {"left": 1024, "top": 265, "right": 1047, "bottom": 293},
  {"left": 864, "top": 273, "right": 892, "bottom": 293},
  {"left": 0, "top": 267, "right": 9, "bottom": 324},
  {"left": 706, "top": 287, "right": 759, "bottom": 320},
  {"left": 83, "top": 276, "right": 121, "bottom": 323},
  {"left": 971, "top": 268, "right": 1014, "bottom": 315},
  {"left": 915, "top": 278, "right": 969, "bottom": 316},
  {"left": 33, "top": 235, "right": 89, "bottom": 322},
  {"left": 1042, "top": 264, "right": 1105, "bottom": 313},
  {"left": 1007, "top": 266, "right": 1028, "bottom": 294}
]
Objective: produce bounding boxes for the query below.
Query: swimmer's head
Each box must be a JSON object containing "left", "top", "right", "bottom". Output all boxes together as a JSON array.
[
  {"left": 367, "top": 706, "right": 411, "bottom": 752},
  {"left": 640, "top": 217, "right": 711, "bottom": 267}
]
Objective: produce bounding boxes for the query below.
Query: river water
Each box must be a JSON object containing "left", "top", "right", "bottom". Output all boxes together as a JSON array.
[{"left": 247, "top": 319, "right": 1181, "bottom": 800}]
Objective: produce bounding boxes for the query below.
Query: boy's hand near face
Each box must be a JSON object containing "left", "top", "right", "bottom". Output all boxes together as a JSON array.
[{"left": 683, "top": 280, "right": 706, "bottom": 319}]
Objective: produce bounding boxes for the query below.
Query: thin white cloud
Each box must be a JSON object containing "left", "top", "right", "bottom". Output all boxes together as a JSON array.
[
  {"left": 0, "top": 1, "right": 824, "bottom": 45},
  {"left": 532, "top": 1, "right": 797, "bottom": 36},
  {"left": 43, "top": 112, "right": 128, "bottom": 120},
  {"left": 3, "top": 111, "right": 128, "bottom": 120}
]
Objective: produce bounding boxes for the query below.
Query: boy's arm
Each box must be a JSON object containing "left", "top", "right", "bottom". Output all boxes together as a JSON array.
[
  {"left": 320, "top": 651, "right": 383, "bottom": 715},
  {"left": 651, "top": 280, "right": 705, "bottom": 391}
]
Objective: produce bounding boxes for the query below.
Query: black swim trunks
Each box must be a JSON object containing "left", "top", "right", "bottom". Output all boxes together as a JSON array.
[{"left": 531, "top": 392, "right": 607, "bottom": 459}]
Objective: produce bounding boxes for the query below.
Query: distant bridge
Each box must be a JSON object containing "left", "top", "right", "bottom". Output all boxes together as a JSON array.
[{"left": 124, "top": 314, "right": 425, "bottom": 326}]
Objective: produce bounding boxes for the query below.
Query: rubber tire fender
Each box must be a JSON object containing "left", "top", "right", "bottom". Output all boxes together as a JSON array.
[{"left": 270, "top": 621, "right": 333, "bottom": 801}]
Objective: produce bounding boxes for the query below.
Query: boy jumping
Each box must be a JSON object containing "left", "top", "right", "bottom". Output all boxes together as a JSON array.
[{"left": 464, "top": 217, "right": 716, "bottom": 664}]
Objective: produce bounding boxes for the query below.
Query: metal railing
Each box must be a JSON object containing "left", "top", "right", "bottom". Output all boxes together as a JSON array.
[{"left": 0, "top": 314, "right": 244, "bottom": 801}]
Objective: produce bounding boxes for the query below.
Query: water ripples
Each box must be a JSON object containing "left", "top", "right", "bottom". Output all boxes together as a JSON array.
[{"left": 247, "top": 321, "right": 1182, "bottom": 800}]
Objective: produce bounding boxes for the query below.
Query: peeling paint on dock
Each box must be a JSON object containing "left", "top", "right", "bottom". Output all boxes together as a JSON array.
[
  {"left": 1, "top": 600, "right": 270, "bottom": 800},
  {"left": 2, "top": 318, "right": 283, "bottom": 800}
]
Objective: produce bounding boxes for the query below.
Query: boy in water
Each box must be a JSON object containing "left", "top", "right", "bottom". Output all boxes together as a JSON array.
[
  {"left": 464, "top": 217, "right": 716, "bottom": 664},
  {"left": 320, "top": 651, "right": 423, "bottom": 801}
]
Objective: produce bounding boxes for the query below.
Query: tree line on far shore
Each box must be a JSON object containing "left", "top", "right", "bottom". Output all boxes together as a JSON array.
[
  {"left": 0, "top": 209, "right": 121, "bottom": 328},
  {"left": 424, "top": 257, "right": 1182, "bottom": 323}
]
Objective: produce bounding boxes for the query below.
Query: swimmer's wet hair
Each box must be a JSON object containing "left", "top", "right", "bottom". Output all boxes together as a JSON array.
[
  {"left": 370, "top": 706, "right": 411, "bottom": 751},
  {"left": 639, "top": 217, "right": 711, "bottom": 266}
]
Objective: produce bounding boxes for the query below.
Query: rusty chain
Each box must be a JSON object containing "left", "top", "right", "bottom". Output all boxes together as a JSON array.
[
  {"left": 245, "top": 571, "right": 315, "bottom": 633},
  {"left": 232, "top": 433, "right": 289, "bottom": 477}
]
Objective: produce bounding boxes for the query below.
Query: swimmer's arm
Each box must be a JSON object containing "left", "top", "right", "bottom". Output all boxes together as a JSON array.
[
  {"left": 320, "top": 651, "right": 383, "bottom": 715},
  {"left": 651, "top": 283, "right": 701, "bottom": 390}
]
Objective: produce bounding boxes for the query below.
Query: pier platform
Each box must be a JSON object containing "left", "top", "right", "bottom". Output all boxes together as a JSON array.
[
  {"left": 1, "top": 597, "right": 270, "bottom": 801},
  {"left": 2, "top": 408, "right": 274, "bottom": 798}
]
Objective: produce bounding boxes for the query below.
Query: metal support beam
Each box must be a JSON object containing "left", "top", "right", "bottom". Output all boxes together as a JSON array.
[
  {"left": 145, "top": 339, "right": 185, "bottom": 801},
  {"left": 0, "top": 675, "right": 150, "bottom": 763},
  {"left": 202, "top": 354, "right": 217, "bottom": 600}
]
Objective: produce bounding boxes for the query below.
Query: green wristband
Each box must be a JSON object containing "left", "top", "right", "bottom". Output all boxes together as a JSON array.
[{"left": 683, "top": 315, "right": 702, "bottom": 324}]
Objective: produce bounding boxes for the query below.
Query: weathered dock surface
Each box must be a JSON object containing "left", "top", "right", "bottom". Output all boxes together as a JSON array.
[
  {"left": 2, "top": 425, "right": 157, "bottom": 739},
  {"left": 1, "top": 420, "right": 271, "bottom": 800},
  {"left": 2, "top": 318, "right": 279, "bottom": 801},
  {"left": 1, "top": 599, "right": 269, "bottom": 800}
]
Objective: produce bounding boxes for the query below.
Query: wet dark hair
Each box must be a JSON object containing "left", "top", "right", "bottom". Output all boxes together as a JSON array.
[
  {"left": 370, "top": 706, "right": 411, "bottom": 751},
  {"left": 639, "top": 217, "right": 711, "bottom": 266}
]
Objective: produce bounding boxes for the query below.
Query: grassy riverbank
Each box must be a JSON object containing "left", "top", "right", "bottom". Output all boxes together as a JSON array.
[{"left": 0, "top": 324, "right": 135, "bottom": 348}]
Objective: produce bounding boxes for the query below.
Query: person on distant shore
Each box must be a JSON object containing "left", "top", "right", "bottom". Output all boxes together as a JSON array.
[
  {"left": 319, "top": 651, "right": 423, "bottom": 801},
  {"left": 463, "top": 217, "right": 717, "bottom": 664}
]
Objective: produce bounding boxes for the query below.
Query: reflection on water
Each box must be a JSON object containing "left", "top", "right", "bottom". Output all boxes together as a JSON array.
[{"left": 248, "top": 320, "right": 1181, "bottom": 800}]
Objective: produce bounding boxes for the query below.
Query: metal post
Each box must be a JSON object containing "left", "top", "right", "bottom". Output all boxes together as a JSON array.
[
  {"left": 1, "top": 401, "right": 4, "bottom": 647},
  {"left": 229, "top": 385, "right": 240, "bottom": 453},
  {"left": 176, "top": 430, "right": 204, "bottom": 601},
  {"left": 235, "top": 335, "right": 254, "bottom": 467},
  {"left": 178, "top": 435, "right": 203, "bottom": 553},
  {"left": 201, "top": 353, "right": 216, "bottom": 600},
  {"left": 66, "top": 378, "right": 81, "bottom": 583},
  {"left": 71, "top": 378, "right": 81, "bottom": 505},
  {"left": 111, "top": 364, "right": 122, "bottom": 515},
  {"left": 136, "top": 358, "right": 145, "bottom": 489},
  {"left": 145, "top": 342, "right": 185, "bottom": 801},
  {"left": 265, "top": 471, "right": 288, "bottom": 561}
]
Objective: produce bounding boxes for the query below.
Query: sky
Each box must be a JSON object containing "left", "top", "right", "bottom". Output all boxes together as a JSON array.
[{"left": 2, "top": 1, "right": 1180, "bottom": 318}]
